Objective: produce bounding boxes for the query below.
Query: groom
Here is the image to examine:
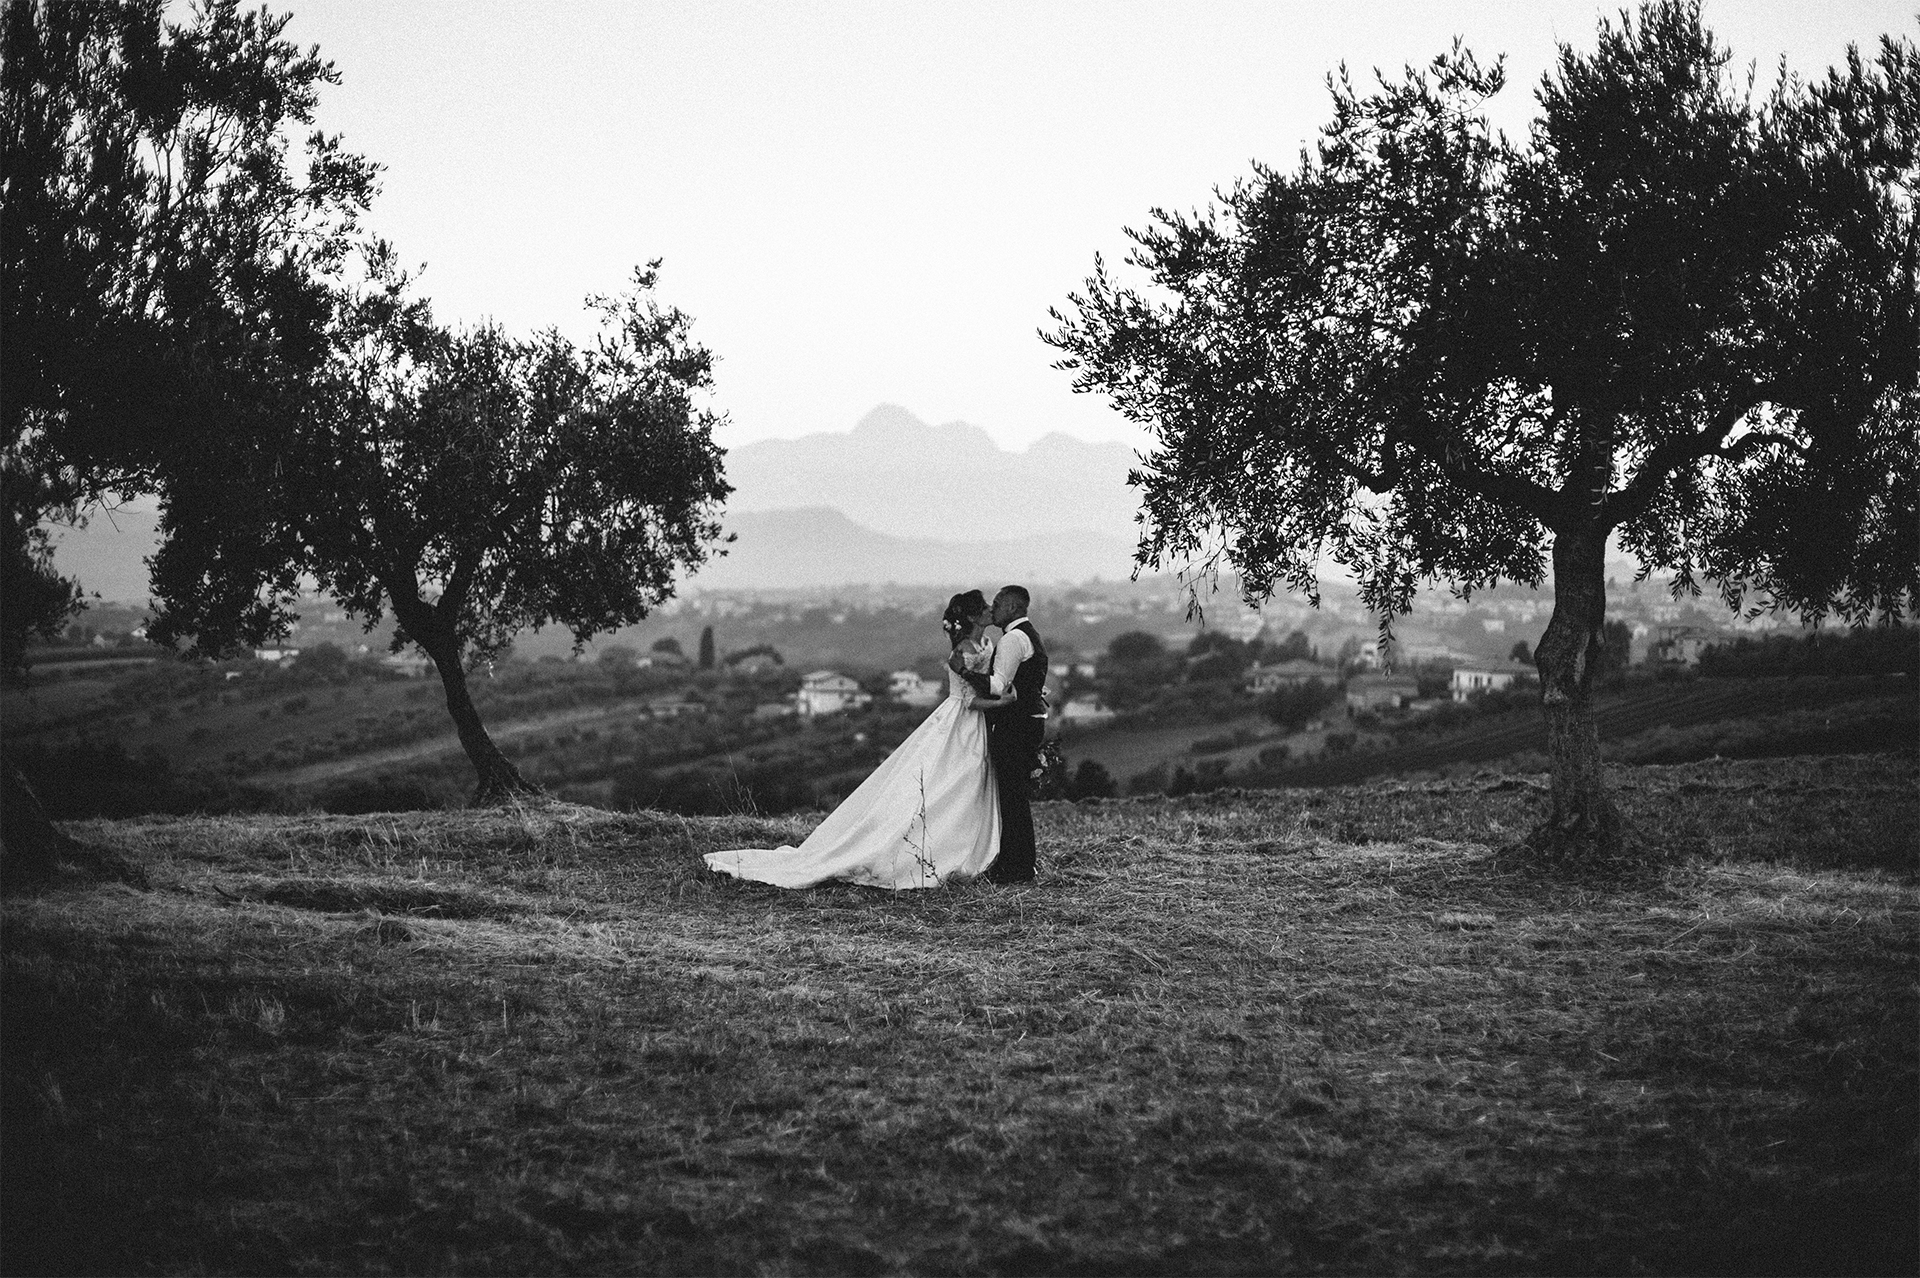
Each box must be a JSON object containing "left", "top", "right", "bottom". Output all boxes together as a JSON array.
[{"left": 953, "top": 585, "right": 1047, "bottom": 883}]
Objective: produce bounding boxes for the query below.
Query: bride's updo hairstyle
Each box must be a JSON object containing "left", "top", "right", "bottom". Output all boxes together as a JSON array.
[{"left": 941, "top": 590, "right": 988, "bottom": 648}]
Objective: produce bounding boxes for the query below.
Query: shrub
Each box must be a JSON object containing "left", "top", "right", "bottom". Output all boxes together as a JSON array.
[
  {"left": 1697, "top": 626, "right": 1920, "bottom": 679},
  {"left": 1127, "top": 762, "right": 1169, "bottom": 796},
  {"left": 1066, "top": 759, "right": 1117, "bottom": 800},
  {"left": 316, "top": 777, "right": 442, "bottom": 815},
  {"left": 1264, "top": 679, "right": 1341, "bottom": 729}
]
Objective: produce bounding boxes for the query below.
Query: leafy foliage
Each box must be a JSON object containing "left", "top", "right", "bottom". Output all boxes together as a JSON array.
[
  {"left": 1048, "top": 6, "right": 1914, "bottom": 626},
  {"left": 150, "top": 262, "right": 728, "bottom": 665},
  {"left": 1262, "top": 679, "right": 1343, "bottom": 730},
  {"left": 1697, "top": 624, "right": 1920, "bottom": 679},
  {"left": 1, "top": 0, "right": 376, "bottom": 673}
]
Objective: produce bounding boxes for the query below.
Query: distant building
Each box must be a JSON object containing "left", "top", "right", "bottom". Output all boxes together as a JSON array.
[
  {"left": 1056, "top": 696, "right": 1116, "bottom": 726},
  {"left": 889, "top": 670, "right": 943, "bottom": 708},
  {"left": 379, "top": 653, "right": 433, "bottom": 677},
  {"left": 1450, "top": 662, "right": 1537, "bottom": 701},
  {"left": 751, "top": 702, "right": 796, "bottom": 720},
  {"left": 647, "top": 696, "right": 706, "bottom": 718},
  {"left": 1649, "top": 624, "right": 1712, "bottom": 666},
  {"left": 1346, "top": 673, "right": 1419, "bottom": 712},
  {"left": 796, "top": 671, "right": 871, "bottom": 718},
  {"left": 253, "top": 647, "right": 300, "bottom": 662},
  {"left": 727, "top": 652, "right": 781, "bottom": 675},
  {"left": 1244, "top": 659, "right": 1338, "bottom": 695}
]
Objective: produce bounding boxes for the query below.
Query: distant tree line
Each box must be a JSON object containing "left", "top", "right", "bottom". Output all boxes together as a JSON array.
[{"left": 1698, "top": 626, "right": 1919, "bottom": 679}]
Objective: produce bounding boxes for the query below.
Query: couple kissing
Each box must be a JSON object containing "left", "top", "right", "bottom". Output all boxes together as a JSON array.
[{"left": 704, "top": 585, "right": 1047, "bottom": 889}]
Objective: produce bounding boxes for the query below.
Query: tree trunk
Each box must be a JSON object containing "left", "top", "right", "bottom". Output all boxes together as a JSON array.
[
  {"left": 1528, "top": 521, "right": 1627, "bottom": 860},
  {"left": 2, "top": 763, "right": 149, "bottom": 891},
  {"left": 2, "top": 764, "right": 63, "bottom": 885},
  {"left": 421, "top": 640, "right": 540, "bottom": 805}
]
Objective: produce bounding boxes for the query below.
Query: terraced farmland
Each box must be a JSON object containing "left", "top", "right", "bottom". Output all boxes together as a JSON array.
[{"left": 1255, "top": 674, "right": 1913, "bottom": 787}]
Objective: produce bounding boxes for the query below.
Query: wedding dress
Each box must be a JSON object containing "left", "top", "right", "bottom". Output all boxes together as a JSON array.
[{"left": 703, "top": 641, "right": 1001, "bottom": 889}]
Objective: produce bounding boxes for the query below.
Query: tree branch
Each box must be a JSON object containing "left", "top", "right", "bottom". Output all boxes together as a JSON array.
[
  {"left": 1398, "top": 409, "right": 1561, "bottom": 524},
  {"left": 442, "top": 553, "right": 478, "bottom": 619},
  {"left": 1606, "top": 390, "right": 1762, "bottom": 524},
  {"left": 1714, "top": 431, "right": 1807, "bottom": 463},
  {"left": 1439, "top": 454, "right": 1564, "bottom": 526}
]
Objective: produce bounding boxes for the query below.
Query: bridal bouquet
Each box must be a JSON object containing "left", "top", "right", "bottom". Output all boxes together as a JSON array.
[{"left": 1030, "top": 739, "right": 1067, "bottom": 798}]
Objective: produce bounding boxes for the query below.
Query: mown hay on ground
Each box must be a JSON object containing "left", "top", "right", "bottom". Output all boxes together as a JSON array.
[{"left": 2, "top": 754, "right": 1913, "bottom": 1275}]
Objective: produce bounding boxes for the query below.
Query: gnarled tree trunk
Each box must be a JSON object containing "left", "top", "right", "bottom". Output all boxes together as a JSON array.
[
  {"left": 1, "top": 765, "right": 63, "bottom": 885},
  {"left": 420, "top": 636, "right": 539, "bottom": 805},
  {"left": 2, "top": 763, "right": 149, "bottom": 891},
  {"left": 388, "top": 588, "right": 540, "bottom": 806},
  {"left": 1529, "top": 520, "right": 1626, "bottom": 859}
]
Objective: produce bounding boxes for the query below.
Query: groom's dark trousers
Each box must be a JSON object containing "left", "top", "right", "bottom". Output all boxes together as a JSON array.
[{"left": 985, "top": 710, "right": 1044, "bottom": 882}]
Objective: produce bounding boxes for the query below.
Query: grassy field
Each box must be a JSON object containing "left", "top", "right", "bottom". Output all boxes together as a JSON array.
[{"left": 3, "top": 754, "right": 1915, "bottom": 1275}]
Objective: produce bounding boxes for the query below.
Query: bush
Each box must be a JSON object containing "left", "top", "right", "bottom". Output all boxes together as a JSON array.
[
  {"left": 4, "top": 741, "right": 271, "bottom": 818},
  {"left": 1065, "top": 759, "right": 1117, "bottom": 800},
  {"left": 1697, "top": 626, "right": 1920, "bottom": 679},
  {"left": 316, "top": 777, "right": 443, "bottom": 815},
  {"left": 1127, "top": 762, "right": 1169, "bottom": 796},
  {"left": 1263, "top": 680, "right": 1341, "bottom": 729}
]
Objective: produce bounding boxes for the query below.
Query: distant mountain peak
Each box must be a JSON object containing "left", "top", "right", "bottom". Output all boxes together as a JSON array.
[
  {"left": 849, "top": 403, "right": 1000, "bottom": 455},
  {"left": 724, "top": 404, "right": 1142, "bottom": 543},
  {"left": 850, "top": 403, "right": 925, "bottom": 435}
]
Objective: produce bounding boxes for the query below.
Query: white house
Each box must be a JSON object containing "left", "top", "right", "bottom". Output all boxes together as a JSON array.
[
  {"left": 1244, "top": 659, "right": 1337, "bottom": 695},
  {"left": 796, "top": 670, "right": 872, "bottom": 718},
  {"left": 1450, "top": 662, "right": 1537, "bottom": 701},
  {"left": 1649, "top": 624, "right": 1712, "bottom": 665},
  {"left": 888, "top": 670, "right": 943, "bottom": 708},
  {"left": 1346, "top": 673, "right": 1419, "bottom": 712},
  {"left": 253, "top": 647, "right": 301, "bottom": 662},
  {"left": 379, "top": 652, "right": 433, "bottom": 677},
  {"left": 1056, "top": 695, "right": 1116, "bottom": 726}
]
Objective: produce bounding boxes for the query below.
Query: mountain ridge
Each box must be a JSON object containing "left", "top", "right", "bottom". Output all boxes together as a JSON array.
[
  {"left": 721, "top": 404, "right": 1140, "bottom": 540},
  {"left": 698, "top": 506, "right": 1140, "bottom": 589}
]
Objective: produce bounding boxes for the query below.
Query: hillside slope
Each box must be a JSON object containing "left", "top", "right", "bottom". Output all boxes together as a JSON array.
[{"left": 3, "top": 755, "right": 1912, "bottom": 1275}]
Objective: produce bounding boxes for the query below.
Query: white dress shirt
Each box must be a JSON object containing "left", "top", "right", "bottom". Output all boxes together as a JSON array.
[{"left": 989, "top": 618, "right": 1045, "bottom": 715}]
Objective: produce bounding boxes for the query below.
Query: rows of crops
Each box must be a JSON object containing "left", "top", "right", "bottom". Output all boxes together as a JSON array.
[{"left": 1253, "top": 674, "right": 1911, "bottom": 787}]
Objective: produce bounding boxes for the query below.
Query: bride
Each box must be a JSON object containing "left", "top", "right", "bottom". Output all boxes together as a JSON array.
[{"left": 703, "top": 590, "right": 1010, "bottom": 889}]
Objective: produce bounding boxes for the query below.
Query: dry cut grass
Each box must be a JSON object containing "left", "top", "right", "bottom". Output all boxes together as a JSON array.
[{"left": 2, "top": 753, "right": 1914, "bottom": 1275}]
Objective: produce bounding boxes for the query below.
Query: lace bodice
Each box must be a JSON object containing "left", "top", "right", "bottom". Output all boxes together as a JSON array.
[{"left": 948, "top": 638, "right": 994, "bottom": 708}]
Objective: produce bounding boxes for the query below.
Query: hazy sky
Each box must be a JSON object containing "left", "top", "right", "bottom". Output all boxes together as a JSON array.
[{"left": 283, "top": 1, "right": 1909, "bottom": 454}]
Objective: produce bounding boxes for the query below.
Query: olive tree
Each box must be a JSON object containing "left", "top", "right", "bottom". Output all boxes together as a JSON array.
[
  {"left": 149, "top": 261, "right": 731, "bottom": 800},
  {"left": 1, "top": 0, "right": 373, "bottom": 879},
  {"left": 1046, "top": 3, "right": 1915, "bottom": 859}
]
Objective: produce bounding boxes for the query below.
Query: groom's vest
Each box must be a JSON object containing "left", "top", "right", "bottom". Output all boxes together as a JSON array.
[{"left": 1006, "top": 620, "right": 1048, "bottom": 718}]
